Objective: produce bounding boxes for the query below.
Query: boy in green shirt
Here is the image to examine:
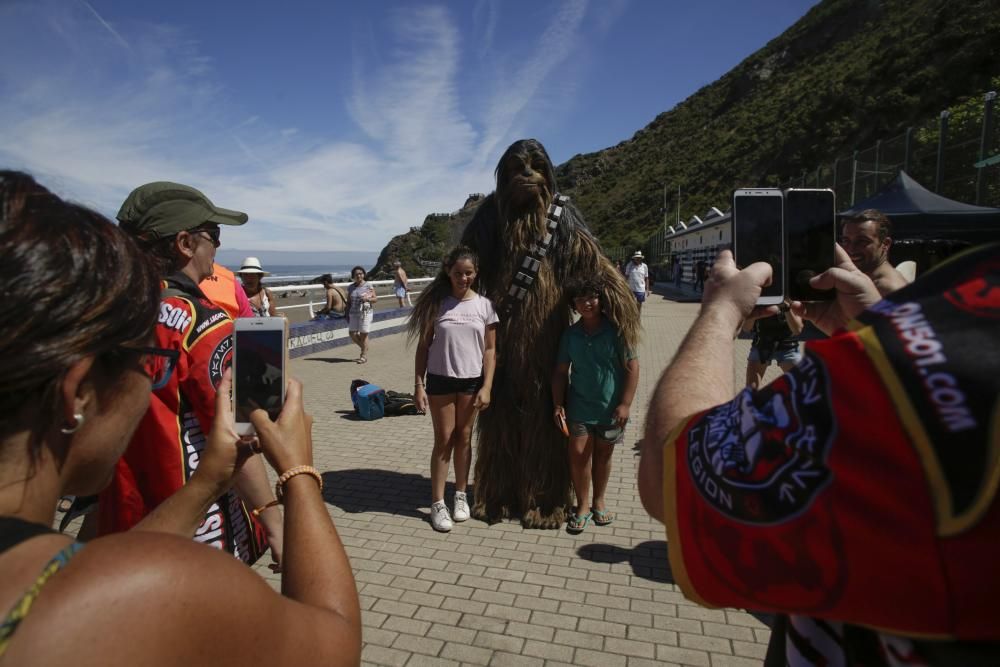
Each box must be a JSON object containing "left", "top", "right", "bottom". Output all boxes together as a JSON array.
[{"left": 552, "top": 277, "right": 639, "bottom": 533}]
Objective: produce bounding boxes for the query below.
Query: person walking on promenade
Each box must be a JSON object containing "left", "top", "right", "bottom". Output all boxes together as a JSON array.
[
  {"left": 106, "top": 181, "right": 283, "bottom": 568},
  {"left": 393, "top": 260, "right": 409, "bottom": 308},
  {"left": 347, "top": 266, "right": 377, "bottom": 364},
  {"left": 237, "top": 256, "right": 281, "bottom": 317},
  {"left": 316, "top": 274, "right": 347, "bottom": 319},
  {"left": 625, "top": 251, "right": 650, "bottom": 312},
  {"left": 0, "top": 171, "right": 360, "bottom": 667},
  {"left": 552, "top": 276, "right": 639, "bottom": 533},
  {"left": 408, "top": 247, "right": 498, "bottom": 532}
]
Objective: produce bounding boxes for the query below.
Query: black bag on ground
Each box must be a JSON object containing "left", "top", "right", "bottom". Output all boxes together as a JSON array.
[{"left": 383, "top": 390, "right": 420, "bottom": 416}]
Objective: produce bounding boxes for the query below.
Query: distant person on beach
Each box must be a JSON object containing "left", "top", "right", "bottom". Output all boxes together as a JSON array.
[
  {"left": 625, "top": 251, "right": 650, "bottom": 312},
  {"left": 0, "top": 171, "right": 361, "bottom": 667},
  {"left": 742, "top": 303, "right": 803, "bottom": 390},
  {"left": 107, "top": 181, "right": 284, "bottom": 568},
  {"left": 552, "top": 276, "right": 638, "bottom": 533},
  {"left": 639, "top": 243, "right": 1000, "bottom": 665},
  {"left": 347, "top": 266, "right": 377, "bottom": 364},
  {"left": 408, "top": 246, "right": 497, "bottom": 532},
  {"left": 839, "top": 208, "right": 909, "bottom": 296},
  {"left": 316, "top": 274, "right": 347, "bottom": 319},
  {"left": 237, "top": 256, "right": 281, "bottom": 317},
  {"left": 393, "top": 260, "right": 409, "bottom": 308}
]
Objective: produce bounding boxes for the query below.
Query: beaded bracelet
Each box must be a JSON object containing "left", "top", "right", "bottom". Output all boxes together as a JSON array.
[{"left": 275, "top": 465, "right": 323, "bottom": 502}]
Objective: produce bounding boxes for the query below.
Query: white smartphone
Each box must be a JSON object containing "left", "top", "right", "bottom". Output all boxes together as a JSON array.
[
  {"left": 232, "top": 317, "right": 288, "bottom": 436},
  {"left": 785, "top": 188, "right": 836, "bottom": 302},
  {"left": 732, "top": 188, "right": 784, "bottom": 306}
]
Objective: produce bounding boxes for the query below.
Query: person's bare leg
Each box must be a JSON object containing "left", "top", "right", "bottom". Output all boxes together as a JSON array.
[
  {"left": 745, "top": 359, "right": 767, "bottom": 390},
  {"left": 567, "top": 433, "right": 593, "bottom": 513},
  {"left": 359, "top": 332, "right": 369, "bottom": 360},
  {"left": 429, "top": 394, "right": 457, "bottom": 503},
  {"left": 451, "top": 393, "right": 477, "bottom": 494},
  {"left": 591, "top": 437, "right": 615, "bottom": 513}
]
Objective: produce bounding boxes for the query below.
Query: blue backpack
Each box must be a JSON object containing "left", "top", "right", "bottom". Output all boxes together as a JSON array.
[{"left": 351, "top": 380, "right": 385, "bottom": 420}]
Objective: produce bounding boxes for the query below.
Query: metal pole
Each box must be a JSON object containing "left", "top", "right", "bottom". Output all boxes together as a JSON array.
[
  {"left": 676, "top": 185, "right": 681, "bottom": 225},
  {"left": 936, "top": 110, "right": 950, "bottom": 193},
  {"left": 903, "top": 127, "right": 913, "bottom": 174},
  {"left": 874, "top": 139, "right": 882, "bottom": 190},
  {"left": 850, "top": 150, "right": 858, "bottom": 205},
  {"left": 975, "top": 91, "right": 997, "bottom": 205},
  {"left": 816, "top": 165, "right": 822, "bottom": 187}
]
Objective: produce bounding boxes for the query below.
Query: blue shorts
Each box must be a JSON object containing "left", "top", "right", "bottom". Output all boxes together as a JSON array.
[
  {"left": 633, "top": 291, "right": 646, "bottom": 303},
  {"left": 567, "top": 421, "right": 625, "bottom": 445},
  {"left": 748, "top": 343, "right": 802, "bottom": 366}
]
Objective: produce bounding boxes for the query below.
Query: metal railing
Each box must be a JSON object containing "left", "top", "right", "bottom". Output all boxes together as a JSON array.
[{"left": 269, "top": 277, "right": 434, "bottom": 318}]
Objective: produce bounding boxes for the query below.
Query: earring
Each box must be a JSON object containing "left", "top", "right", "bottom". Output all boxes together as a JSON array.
[{"left": 60, "top": 412, "right": 85, "bottom": 435}]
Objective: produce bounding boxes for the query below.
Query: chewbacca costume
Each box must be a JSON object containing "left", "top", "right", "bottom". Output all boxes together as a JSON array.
[{"left": 462, "top": 139, "right": 640, "bottom": 528}]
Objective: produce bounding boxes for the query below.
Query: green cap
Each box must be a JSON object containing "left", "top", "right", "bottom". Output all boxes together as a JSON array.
[{"left": 116, "top": 181, "right": 248, "bottom": 239}]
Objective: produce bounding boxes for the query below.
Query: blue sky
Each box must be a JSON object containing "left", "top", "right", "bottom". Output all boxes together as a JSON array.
[{"left": 0, "top": 0, "right": 818, "bottom": 253}]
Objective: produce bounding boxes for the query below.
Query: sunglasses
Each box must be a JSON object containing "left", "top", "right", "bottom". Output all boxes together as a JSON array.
[
  {"left": 192, "top": 227, "right": 221, "bottom": 247},
  {"left": 117, "top": 345, "right": 180, "bottom": 390}
]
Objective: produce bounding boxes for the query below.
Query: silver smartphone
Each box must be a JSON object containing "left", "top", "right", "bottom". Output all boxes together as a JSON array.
[
  {"left": 785, "top": 188, "right": 836, "bottom": 302},
  {"left": 733, "top": 188, "right": 784, "bottom": 306},
  {"left": 232, "top": 317, "right": 288, "bottom": 436}
]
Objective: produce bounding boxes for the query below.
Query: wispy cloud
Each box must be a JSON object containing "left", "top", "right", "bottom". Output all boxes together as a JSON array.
[
  {"left": 0, "top": 0, "right": 596, "bottom": 252},
  {"left": 475, "top": 0, "right": 589, "bottom": 162}
]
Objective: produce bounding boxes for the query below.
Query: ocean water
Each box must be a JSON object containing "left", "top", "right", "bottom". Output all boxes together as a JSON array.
[{"left": 223, "top": 264, "right": 362, "bottom": 282}]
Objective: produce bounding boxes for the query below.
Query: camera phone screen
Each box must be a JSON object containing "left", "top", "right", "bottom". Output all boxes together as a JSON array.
[{"left": 235, "top": 330, "right": 284, "bottom": 421}]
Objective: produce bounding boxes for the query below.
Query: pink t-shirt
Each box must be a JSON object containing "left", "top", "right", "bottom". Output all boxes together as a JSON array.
[{"left": 427, "top": 294, "right": 499, "bottom": 379}]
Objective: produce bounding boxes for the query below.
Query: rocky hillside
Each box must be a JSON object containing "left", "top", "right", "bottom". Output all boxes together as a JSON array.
[
  {"left": 374, "top": 0, "right": 1000, "bottom": 265},
  {"left": 369, "top": 194, "right": 484, "bottom": 278}
]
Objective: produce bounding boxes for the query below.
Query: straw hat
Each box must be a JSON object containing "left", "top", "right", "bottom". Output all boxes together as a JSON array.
[
  {"left": 237, "top": 256, "right": 270, "bottom": 275},
  {"left": 632, "top": 250, "right": 644, "bottom": 259}
]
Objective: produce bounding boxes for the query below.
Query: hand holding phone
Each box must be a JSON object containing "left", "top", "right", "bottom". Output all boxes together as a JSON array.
[
  {"left": 233, "top": 317, "right": 288, "bottom": 436},
  {"left": 785, "top": 188, "right": 836, "bottom": 302},
  {"left": 732, "top": 188, "right": 784, "bottom": 306}
]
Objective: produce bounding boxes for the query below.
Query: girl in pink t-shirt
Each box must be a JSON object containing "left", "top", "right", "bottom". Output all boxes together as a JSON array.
[{"left": 408, "top": 246, "right": 498, "bottom": 532}]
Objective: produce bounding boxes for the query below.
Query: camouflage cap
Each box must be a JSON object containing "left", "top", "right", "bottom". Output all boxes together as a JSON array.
[{"left": 116, "top": 181, "right": 248, "bottom": 239}]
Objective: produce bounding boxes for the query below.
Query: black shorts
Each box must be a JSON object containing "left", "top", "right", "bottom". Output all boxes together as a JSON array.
[{"left": 425, "top": 373, "right": 484, "bottom": 396}]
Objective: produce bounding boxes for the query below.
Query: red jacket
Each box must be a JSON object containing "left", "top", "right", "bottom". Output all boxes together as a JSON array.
[
  {"left": 99, "top": 273, "right": 267, "bottom": 564},
  {"left": 663, "top": 244, "right": 999, "bottom": 657}
]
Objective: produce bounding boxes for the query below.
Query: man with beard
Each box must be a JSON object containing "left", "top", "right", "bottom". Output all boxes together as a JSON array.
[
  {"left": 461, "top": 139, "right": 640, "bottom": 529},
  {"left": 840, "top": 209, "right": 909, "bottom": 296}
]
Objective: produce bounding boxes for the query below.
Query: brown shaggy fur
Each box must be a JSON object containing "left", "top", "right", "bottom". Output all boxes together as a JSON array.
[{"left": 461, "top": 139, "right": 640, "bottom": 528}]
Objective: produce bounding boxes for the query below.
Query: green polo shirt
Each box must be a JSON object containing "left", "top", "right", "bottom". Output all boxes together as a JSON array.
[{"left": 556, "top": 318, "right": 637, "bottom": 425}]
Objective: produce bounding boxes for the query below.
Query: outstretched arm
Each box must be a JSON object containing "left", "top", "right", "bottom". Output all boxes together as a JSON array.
[{"left": 639, "top": 252, "right": 774, "bottom": 523}]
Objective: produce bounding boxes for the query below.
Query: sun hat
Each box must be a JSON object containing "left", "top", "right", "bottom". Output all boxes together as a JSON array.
[
  {"left": 116, "top": 181, "right": 248, "bottom": 240},
  {"left": 237, "top": 257, "right": 270, "bottom": 275},
  {"left": 632, "top": 250, "right": 644, "bottom": 259}
]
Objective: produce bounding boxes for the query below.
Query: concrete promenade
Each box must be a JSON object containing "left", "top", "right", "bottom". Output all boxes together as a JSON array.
[{"left": 250, "top": 286, "right": 782, "bottom": 667}]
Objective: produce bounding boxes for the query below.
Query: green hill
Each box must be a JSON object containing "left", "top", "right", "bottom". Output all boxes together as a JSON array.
[{"left": 375, "top": 0, "right": 1000, "bottom": 272}]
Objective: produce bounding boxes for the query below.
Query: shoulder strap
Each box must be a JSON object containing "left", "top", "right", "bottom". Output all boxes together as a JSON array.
[
  {"left": 0, "top": 517, "right": 55, "bottom": 554},
  {"left": 503, "top": 193, "right": 569, "bottom": 318}
]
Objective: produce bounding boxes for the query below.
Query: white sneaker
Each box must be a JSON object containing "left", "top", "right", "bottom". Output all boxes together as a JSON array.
[
  {"left": 453, "top": 492, "right": 470, "bottom": 522},
  {"left": 430, "top": 500, "right": 453, "bottom": 532}
]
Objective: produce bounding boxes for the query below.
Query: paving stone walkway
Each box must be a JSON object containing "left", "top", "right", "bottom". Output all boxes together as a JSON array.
[{"left": 245, "top": 288, "right": 781, "bottom": 667}]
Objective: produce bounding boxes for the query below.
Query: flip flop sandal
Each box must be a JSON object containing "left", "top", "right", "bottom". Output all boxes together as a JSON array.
[
  {"left": 591, "top": 508, "right": 615, "bottom": 526},
  {"left": 356, "top": 356, "right": 368, "bottom": 364},
  {"left": 566, "top": 510, "right": 592, "bottom": 534}
]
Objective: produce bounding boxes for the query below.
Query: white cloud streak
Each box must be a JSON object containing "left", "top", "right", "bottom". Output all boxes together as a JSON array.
[{"left": 0, "top": 1, "right": 593, "bottom": 252}]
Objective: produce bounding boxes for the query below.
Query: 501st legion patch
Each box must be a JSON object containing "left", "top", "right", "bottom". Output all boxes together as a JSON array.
[{"left": 686, "top": 350, "right": 835, "bottom": 525}]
